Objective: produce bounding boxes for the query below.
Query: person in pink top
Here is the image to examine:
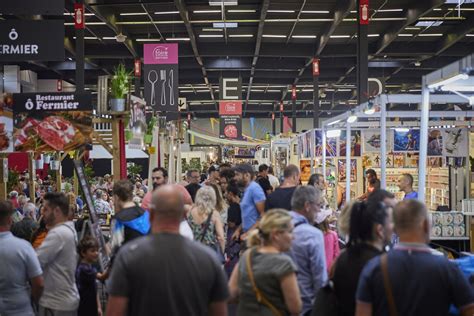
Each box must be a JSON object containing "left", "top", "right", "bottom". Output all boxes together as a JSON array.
[{"left": 315, "top": 209, "right": 340, "bottom": 273}]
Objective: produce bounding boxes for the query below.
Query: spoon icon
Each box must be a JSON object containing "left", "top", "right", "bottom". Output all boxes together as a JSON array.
[{"left": 148, "top": 70, "right": 158, "bottom": 106}]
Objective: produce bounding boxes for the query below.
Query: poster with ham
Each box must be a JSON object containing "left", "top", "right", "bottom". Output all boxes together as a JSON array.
[
  {"left": 0, "top": 94, "right": 15, "bottom": 152},
  {"left": 13, "top": 92, "right": 93, "bottom": 152},
  {"left": 219, "top": 100, "right": 242, "bottom": 139}
]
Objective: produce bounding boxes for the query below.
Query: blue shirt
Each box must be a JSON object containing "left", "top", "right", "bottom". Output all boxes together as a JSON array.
[
  {"left": 356, "top": 243, "right": 474, "bottom": 316},
  {"left": 288, "top": 211, "right": 328, "bottom": 315},
  {"left": 404, "top": 191, "right": 418, "bottom": 200},
  {"left": 0, "top": 232, "right": 43, "bottom": 316},
  {"left": 240, "top": 181, "right": 266, "bottom": 232}
]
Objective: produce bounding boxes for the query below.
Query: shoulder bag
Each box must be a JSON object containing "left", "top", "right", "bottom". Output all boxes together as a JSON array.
[
  {"left": 311, "top": 257, "right": 339, "bottom": 316},
  {"left": 381, "top": 254, "right": 398, "bottom": 316},
  {"left": 245, "top": 249, "right": 283, "bottom": 316},
  {"left": 198, "top": 211, "right": 226, "bottom": 264}
]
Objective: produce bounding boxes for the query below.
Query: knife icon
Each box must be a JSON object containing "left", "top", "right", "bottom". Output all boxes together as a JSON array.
[{"left": 168, "top": 69, "right": 174, "bottom": 106}]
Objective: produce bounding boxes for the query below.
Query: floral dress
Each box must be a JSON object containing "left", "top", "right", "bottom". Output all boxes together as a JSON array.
[{"left": 188, "top": 212, "right": 218, "bottom": 249}]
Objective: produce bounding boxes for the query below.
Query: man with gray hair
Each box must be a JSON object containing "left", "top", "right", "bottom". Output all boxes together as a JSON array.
[
  {"left": 106, "top": 185, "right": 229, "bottom": 316},
  {"left": 11, "top": 202, "right": 39, "bottom": 242},
  {"left": 288, "top": 186, "right": 327, "bottom": 316}
]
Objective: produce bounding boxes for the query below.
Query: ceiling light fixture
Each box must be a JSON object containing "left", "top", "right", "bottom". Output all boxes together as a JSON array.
[
  {"left": 418, "top": 33, "right": 443, "bottom": 37},
  {"left": 102, "top": 37, "right": 118, "bottom": 40},
  {"left": 330, "top": 35, "right": 350, "bottom": 38},
  {"left": 466, "top": 34, "right": 474, "bottom": 37},
  {"left": 166, "top": 37, "right": 191, "bottom": 41},
  {"left": 193, "top": 10, "right": 221, "bottom": 14},
  {"left": 154, "top": 11, "right": 180, "bottom": 15},
  {"left": 209, "top": 0, "right": 238, "bottom": 5},
  {"left": 213, "top": 22, "right": 238, "bottom": 28},
  {"left": 292, "top": 35, "right": 317, "bottom": 38},
  {"left": 229, "top": 34, "right": 254, "bottom": 37},
  {"left": 120, "top": 12, "right": 147, "bottom": 16},
  {"left": 368, "top": 34, "right": 379, "bottom": 37},
  {"left": 301, "top": 10, "right": 330, "bottom": 14},
  {"left": 415, "top": 20, "right": 443, "bottom": 27},
  {"left": 203, "top": 28, "right": 223, "bottom": 31},
  {"left": 405, "top": 27, "right": 421, "bottom": 30},
  {"left": 199, "top": 34, "right": 224, "bottom": 38},
  {"left": 64, "top": 12, "right": 94, "bottom": 16},
  {"left": 267, "top": 10, "right": 295, "bottom": 13},
  {"left": 398, "top": 33, "right": 413, "bottom": 37},
  {"left": 228, "top": 9, "right": 256, "bottom": 13},
  {"left": 262, "top": 34, "right": 287, "bottom": 38},
  {"left": 136, "top": 38, "right": 162, "bottom": 42},
  {"left": 377, "top": 8, "right": 403, "bottom": 12}
]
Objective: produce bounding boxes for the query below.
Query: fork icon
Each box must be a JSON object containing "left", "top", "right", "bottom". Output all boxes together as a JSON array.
[{"left": 160, "top": 69, "right": 167, "bottom": 106}]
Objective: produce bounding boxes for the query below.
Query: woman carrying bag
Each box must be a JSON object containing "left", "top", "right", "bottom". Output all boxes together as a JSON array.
[
  {"left": 187, "top": 185, "right": 226, "bottom": 257},
  {"left": 228, "top": 209, "right": 302, "bottom": 316}
]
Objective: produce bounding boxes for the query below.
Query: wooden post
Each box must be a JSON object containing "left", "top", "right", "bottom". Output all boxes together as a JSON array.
[
  {"left": 0, "top": 156, "right": 7, "bottom": 200},
  {"left": 28, "top": 152, "right": 35, "bottom": 202}
]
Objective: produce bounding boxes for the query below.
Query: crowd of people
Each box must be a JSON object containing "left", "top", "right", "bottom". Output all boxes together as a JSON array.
[{"left": 0, "top": 162, "right": 473, "bottom": 316}]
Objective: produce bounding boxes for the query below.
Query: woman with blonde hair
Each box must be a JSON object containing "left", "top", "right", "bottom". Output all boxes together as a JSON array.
[
  {"left": 229, "top": 209, "right": 302, "bottom": 316},
  {"left": 187, "top": 185, "right": 225, "bottom": 254},
  {"left": 207, "top": 182, "right": 229, "bottom": 230}
]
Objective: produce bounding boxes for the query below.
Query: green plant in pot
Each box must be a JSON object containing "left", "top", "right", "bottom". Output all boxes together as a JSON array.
[
  {"left": 110, "top": 63, "right": 130, "bottom": 112},
  {"left": 145, "top": 116, "right": 157, "bottom": 144}
]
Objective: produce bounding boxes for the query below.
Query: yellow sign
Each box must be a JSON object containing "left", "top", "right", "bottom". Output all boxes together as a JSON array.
[{"left": 148, "top": 146, "right": 156, "bottom": 154}]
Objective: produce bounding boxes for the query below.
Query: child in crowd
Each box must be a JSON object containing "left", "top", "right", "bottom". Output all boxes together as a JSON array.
[
  {"left": 76, "top": 236, "right": 102, "bottom": 316},
  {"left": 315, "top": 209, "right": 340, "bottom": 273}
]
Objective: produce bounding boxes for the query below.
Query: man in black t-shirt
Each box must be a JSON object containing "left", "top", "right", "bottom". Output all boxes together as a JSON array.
[
  {"left": 107, "top": 185, "right": 229, "bottom": 316},
  {"left": 265, "top": 164, "right": 300, "bottom": 211},
  {"left": 185, "top": 169, "right": 201, "bottom": 202},
  {"left": 256, "top": 164, "right": 273, "bottom": 196}
]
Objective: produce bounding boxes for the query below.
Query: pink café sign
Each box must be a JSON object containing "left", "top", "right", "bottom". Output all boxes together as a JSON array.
[{"left": 144, "top": 44, "right": 178, "bottom": 65}]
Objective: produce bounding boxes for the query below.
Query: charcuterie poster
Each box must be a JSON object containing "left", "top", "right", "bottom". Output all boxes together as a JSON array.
[
  {"left": 219, "top": 101, "right": 242, "bottom": 139},
  {"left": 13, "top": 92, "right": 93, "bottom": 152}
]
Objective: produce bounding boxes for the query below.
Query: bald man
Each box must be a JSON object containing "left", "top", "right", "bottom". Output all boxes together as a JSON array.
[
  {"left": 106, "top": 185, "right": 229, "bottom": 316},
  {"left": 355, "top": 200, "right": 474, "bottom": 316}
]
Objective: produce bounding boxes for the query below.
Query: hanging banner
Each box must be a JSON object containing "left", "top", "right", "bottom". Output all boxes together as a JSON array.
[
  {"left": 144, "top": 44, "right": 178, "bottom": 113},
  {"left": 74, "top": 3, "right": 85, "bottom": 30},
  {"left": 312, "top": 58, "right": 320, "bottom": 76},
  {"left": 1, "top": 0, "right": 63, "bottom": 15},
  {"left": 134, "top": 59, "right": 141, "bottom": 77},
  {"left": 220, "top": 116, "right": 242, "bottom": 140},
  {"left": 362, "top": 130, "right": 393, "bottom": 153},
  {"left": 339, "top": 130, "right": 361, "bottom": 157},
  {"left": 359, "top": 0, "right": 369, "bottom": 25},
  {"left": 219, "top": 100, "right": 242, "bottom": 140},
  {"left": 129, "top": 96, "right": 147, "bottom": 149},
  {"left": 442, "top": 128, "right": 468, "bottom": 157},
  {"left": 428, "top": 129, "right": 443, "bottom": 156},
  {"left": 0, "top": 20, "right": 65, "bottom": 62},
  {"left": 13, "top": 92, "right": 93, "bottom": 152}
]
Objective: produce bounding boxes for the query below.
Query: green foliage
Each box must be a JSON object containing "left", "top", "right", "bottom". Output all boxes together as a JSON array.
[
  {"left": 84, "top": 165, "right": 95, "bottom": 183},
  {"left": 111, "top": 64, "right": 130, "bottom": 99},
  {"left": 7, "top": 168, "right": 19, "bottom": 193},
  {"left": 147, "top": 115, "right": 157, "bottom": 135},
  {"left": 127, "top": 163, "right": 142, "bottom": 179}
]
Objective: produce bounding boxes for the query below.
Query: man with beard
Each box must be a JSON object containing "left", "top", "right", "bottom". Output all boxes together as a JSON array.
[
  {"left": 231, "top": 164, "right": 266, "bottom": 241},
  {"left": 185, "top": 169, "right": 201, "bottom": 202},
  {"left": 36, "top": 192, "right": 79, "bottom": 316},
  {"left": 141, "top": 167, "right": 192, "bottom": 210}
]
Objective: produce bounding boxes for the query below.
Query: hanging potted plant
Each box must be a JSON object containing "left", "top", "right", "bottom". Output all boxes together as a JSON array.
[{"left": 110, "top": 63, "right": 129, "bottom": 112}]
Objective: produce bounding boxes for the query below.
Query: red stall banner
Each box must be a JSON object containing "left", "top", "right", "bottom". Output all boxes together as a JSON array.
[
  {"left": 312, "top": 58, "right": 320, "bottom": 76},
  {"left": 271, "top": 112, "right": 275, "bottom": 121},
  {"left": 219, "top": 100, "right": 242, "bottom": 115},
  {"left": 359, "top": 0, "right": 369, "bottom": 25},
  {"left": 74, "top": 3, "right": 85, "bottom": 29},
  {"left": 134, "top": 59, "right": 141, "bottom": 77},
  {"left": 56, "top": 79, "right": 62, "bottom": 92},
  {"left": 291, "top": 86, "right": 297, "bottom": 100},
  {"left": 280, "top": 101, "right": 284, "bottom": 112}
]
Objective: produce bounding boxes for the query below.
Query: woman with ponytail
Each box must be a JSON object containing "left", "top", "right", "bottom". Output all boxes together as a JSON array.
[
  {"left": 228, "top": 209, "right": 302, "bottom": 316},
  {"left": 330, "top": 200, "right": 393, "bottom": 316}
]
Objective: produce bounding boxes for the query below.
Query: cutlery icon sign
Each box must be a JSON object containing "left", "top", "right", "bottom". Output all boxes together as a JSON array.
[
  {"left": 147, "top": 70, "right": 158, "bottom": 106},
  {"left": 169, "top": 69, "right": 174, "bottom": 106},
  {"left": 160, "top": 69, "right": 167, "bottom": 106}
]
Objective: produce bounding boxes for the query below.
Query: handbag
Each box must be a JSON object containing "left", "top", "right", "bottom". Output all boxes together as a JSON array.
[
  {"left": 198, "top": 212, "right": 225, "bottom": 264},
  {"left": 312, "top": 259, "right": 339, "bottom": 316},
  {"left": 245, "top": 248, "right": 283, "bottom": 316},
  {"left": 381, "top": 254, "right": 398, "bottom": 316}
]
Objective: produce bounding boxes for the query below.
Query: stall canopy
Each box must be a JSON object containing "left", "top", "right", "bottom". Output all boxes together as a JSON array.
[
  {"left": 188, "top": 130, "right": 269, "bottom": 146},
  {"left": 90, "top": 145, "right": 148, "bottom": 159}
]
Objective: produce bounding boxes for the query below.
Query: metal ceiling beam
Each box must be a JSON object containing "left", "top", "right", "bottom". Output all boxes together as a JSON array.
[
  {"left": 374, "top": 0, "right": 444, "bottom": 55},
  {"left": 84, "top": 1, "right": 139, "bottom": 58},
  {"left": 435, "top": 14, "right": 474, "bottom": 56},
  {"left": 244, "top": 0, "right": 270, "bottom": 115},
  {"left": 174, "top": 0, "right": 215, "bottom": 104}
]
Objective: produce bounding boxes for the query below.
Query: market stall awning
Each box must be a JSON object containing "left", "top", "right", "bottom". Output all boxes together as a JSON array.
[
  {"left": 188, "top": 130, "right": 269, "bottom": 146},
  {"left": 89, "top": 145, "right": 149, "bottom": 159}
]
